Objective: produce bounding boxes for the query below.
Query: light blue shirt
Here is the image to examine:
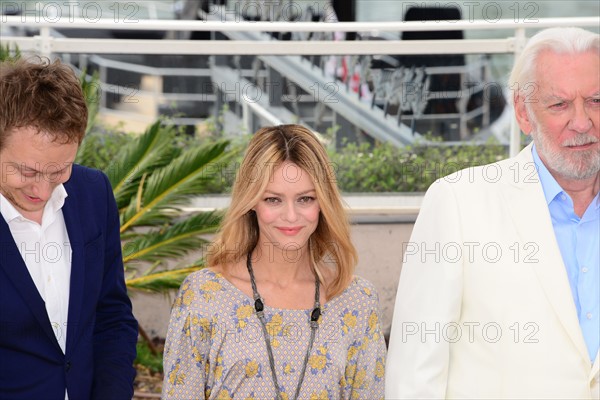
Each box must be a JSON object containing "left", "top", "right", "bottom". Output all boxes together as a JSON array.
[{"left": 532, "top": 145, "right": 600, "bottom": 363}]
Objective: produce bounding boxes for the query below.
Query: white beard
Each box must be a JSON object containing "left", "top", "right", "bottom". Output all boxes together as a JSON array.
[{"left": 529, "top": 114, "right": 600, "bottom": 181}]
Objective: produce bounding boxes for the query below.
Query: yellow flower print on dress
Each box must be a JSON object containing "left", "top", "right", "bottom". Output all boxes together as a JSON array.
[
  {"left": 166, "top": 360, "right": 186, "bottom": 396},
  {"left": 215, "top": 388, "right": 233, "bottom": 400},
  {"left": 309, "top": 344, "right": 332, "bottom": 374},
  {"left": 201, "top": 280, "right": 222, "bottom": 292},
  {"left": 375, "top": 357, "right": 385, "bottom": 382},
  {"left": 283, "top": 362, "right": 295, "bottom": 375},
  {"left": 182, "top": 287, "right": 195, "bottom": 306},
  {"left": 244, "top": 359, "right": 262, "bottom": 378},
  {"left": 352, "top": 368, "right": 367, "bottom": 390},
  {"left": 199, "top": 279, "right": 223, "bottom": 302},
  {"left": 172, "top": 282, "right": 194, "bottom": 318},
  {"left": 172, "top": 283, "right": 185, "bottom": 309},
  {"left": 234, "top": 304, "right": 254, "bottom": 330},
  {"left": 192, "top": 345, "right": 203, "bottom": 366},
  {"left": 214, "top": 355, "right": 224, "bottom": 380},
  {"left": 346, "top": 344, "right": 359, "bottom": 363},
  {"left": 182, "top": 315, "right": 192, "bottom": 337},
  {"left": 341, "top": 309, "right": 358, "bottom": 335},
  {"left": 309, "top": 353, "right": 327, "bottom": 370},
  {"left": 266, "top": 313, "right": 283, "bottom": 335},
  {"left": 266, "top": 312, "right": 284, "bottom": 347},
  {"left": 362, "top": 286, "right": 372, "bottom": 296},
  {"left": 190, "top": 315, "right": 218, "bottom": 341},
  {"left": 310, "top": 389, "right": 332, "bottom": 400},
  {"left": 358, "top": 338, "right": 369, "bottom": 351},
  {"left": 345, "top": 364, "right": 356, "bottom": 386},
  {"left": 368, "top": 311, "right": 378, "bottom": 333},
  {"left": 367, "top": 310, "right": 381, "bottom": 340}
]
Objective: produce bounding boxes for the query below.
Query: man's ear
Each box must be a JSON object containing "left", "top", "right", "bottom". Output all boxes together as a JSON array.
[{"left": 514, "top": 93, "right": 534, "bottom": 137}]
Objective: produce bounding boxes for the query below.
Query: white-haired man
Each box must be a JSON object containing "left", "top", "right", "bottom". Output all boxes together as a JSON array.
[{"left": 386, "top": 27, "right": 599, "bottom": 399}]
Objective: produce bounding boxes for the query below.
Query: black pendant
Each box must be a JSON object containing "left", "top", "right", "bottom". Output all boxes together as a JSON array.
[
  {"left": 310, "top": 307, "right": 321, "bottom": 322},
  {"left": 254, "top": 298, "right": 264, "bottom": 313}
]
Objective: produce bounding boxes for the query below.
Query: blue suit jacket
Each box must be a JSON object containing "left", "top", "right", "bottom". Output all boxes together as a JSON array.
[{"left": 0, "top": 165, "right": 138, "bottom": 400}]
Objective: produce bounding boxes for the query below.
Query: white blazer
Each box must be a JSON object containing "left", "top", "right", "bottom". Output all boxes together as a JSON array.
[{"left": 385, "top": 143, "right": 599, "bottom": 399}]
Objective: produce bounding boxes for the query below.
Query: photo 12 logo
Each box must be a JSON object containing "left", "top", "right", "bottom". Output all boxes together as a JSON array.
[
  {"left": 2, "top": 2, "right": 141, "bottom": 23},
  {"left": 204, "top": 1, "right": 337, "bottom": 23},
  {"left": 401, "top": 2, "right": 540, "bottom": 23},
  {"left": 401, "top": 320, "right": 540, "bottom": 344}
]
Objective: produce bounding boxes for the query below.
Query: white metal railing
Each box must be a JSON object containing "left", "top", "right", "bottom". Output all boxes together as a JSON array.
[
  {"left": 5, "top": 17, "right": 599, "bottom": 56},
  {"left": 2, "top": 15, "right": 598, "bottom": 155}
]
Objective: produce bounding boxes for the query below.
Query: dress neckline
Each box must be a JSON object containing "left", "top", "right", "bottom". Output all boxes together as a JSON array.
[{"left": 204, "top": 267, "right": 356, "bottom": 312}]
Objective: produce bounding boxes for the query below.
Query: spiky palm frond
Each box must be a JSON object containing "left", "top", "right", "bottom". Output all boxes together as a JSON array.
[
  {"left": 110, "top": 121, "right": 180, "bottom": 210},
  {"left": 80, "top": 70, "right": 100, "bottom": 134},
  {"left": 126, "top": 265, "right": 204, "bottom": 293},
  {"left": 120, "top": 140, "right": 230, "bottom": 232},
  {"left": 122, "top": 211, "right": 223, "bottom": 265}
]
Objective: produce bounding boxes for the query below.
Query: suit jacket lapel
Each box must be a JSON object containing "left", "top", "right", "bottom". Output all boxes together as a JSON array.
[
  {"left": 0, "top": 218, "right": 62, "bottom": 352},
  {"left": 61, "top": 185, "right": 85, "bottom": 355},
  {"left": 501, "top": 144, "right": 590, "bottom": 365}
]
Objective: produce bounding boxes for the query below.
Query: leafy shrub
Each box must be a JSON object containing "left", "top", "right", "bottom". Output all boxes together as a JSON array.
[
  {"left": 76, "top": 127, "right": 134, "bottom": 171},
  {"left": 330, "top": 138, "right": 509, "bottom": 192}
]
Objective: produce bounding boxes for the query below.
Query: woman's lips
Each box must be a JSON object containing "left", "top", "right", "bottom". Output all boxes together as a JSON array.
[{"left": 276, "top": 227, "right": 303, "bottom": 236}]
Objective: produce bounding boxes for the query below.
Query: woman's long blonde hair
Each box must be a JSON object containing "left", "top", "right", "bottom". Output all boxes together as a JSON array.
[{"left": 207, "top": 124, "right": 357, "bottom": 299}]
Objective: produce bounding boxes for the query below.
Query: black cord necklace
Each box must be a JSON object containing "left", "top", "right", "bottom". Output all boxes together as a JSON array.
[{"left": 246, "top": 253, "right": 321, "bottom": 400}]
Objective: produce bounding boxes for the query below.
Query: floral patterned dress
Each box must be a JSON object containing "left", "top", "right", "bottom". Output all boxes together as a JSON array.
[{"left": 162, "top": 268, "right": 386, "bottom": 399}]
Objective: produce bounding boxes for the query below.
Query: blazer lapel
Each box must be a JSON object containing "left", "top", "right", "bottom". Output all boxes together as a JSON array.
[
  {"left": 0, "top": 218, "right": 62, "bottom": 352},
  {"left": 500, "top": 145, "right": 590, "bottom": 365},
  {"left": 61, "top": 187, "right": 85, "bottom": 355}
]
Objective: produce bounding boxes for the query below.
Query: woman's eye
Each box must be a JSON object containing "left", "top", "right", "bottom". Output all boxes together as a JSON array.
[
  {"left": 264, "top": 197, "right": 280, "bottom": 204},
  {"left": 298, "top": 196, "right": 315, "bottom": 204}
]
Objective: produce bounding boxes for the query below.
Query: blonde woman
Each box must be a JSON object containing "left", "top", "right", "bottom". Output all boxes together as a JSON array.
[{"left": 163, "top": 124, "right": 386, "bottom": 399}]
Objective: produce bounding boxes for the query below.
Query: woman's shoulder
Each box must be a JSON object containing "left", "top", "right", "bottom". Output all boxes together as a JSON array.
[
  {"left": 330, "top": 275, "right": 381, "bottom": 309},
  {"left": 173, "top": 267, "right": 241, "bottom": 313},
  {"left": 182, "top": 266, "right": 222, "bottom": 286},
  {"left": 176, "top": 267, "right": 232, "bottom": 301},
  {"left": 349, "top": 275, "right": 380, "bottom": 297}
]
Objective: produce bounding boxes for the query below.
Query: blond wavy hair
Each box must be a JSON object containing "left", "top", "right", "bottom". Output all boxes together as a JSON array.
[{"left": 207, "top": 124, "right": 357, "bottom": 299}]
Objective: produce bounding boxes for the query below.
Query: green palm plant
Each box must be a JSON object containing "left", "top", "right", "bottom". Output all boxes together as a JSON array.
[
  {"left": 76, "top": 121, "right": 232, "bottom": 290},
  {"left": 76, "top": 120, "right": 236, "bottom": 350}
]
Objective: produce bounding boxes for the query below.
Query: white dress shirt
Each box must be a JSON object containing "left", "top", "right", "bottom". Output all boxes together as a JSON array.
[{"left": 0, "top": 185, "right": 72, "bottom": 353}]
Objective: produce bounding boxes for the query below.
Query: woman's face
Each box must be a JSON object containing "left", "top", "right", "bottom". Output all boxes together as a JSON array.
[{"left": 253, "top": 162, "right": 320, "bottom": 256}]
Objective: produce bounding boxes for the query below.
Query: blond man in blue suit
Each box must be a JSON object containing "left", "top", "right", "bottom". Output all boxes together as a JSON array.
[{"left": 0, "top": 57, "right": 138, "bottom": 399}]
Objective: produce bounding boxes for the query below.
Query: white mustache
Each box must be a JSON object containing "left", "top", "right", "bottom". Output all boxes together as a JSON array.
[{"left": 562, "top": 135, "right": 599, "bottom": 147}]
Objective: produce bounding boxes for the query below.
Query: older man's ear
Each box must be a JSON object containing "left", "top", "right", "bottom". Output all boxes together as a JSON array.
[{"left": 513, "top": 92, "right": 535, "bottom": 136}]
